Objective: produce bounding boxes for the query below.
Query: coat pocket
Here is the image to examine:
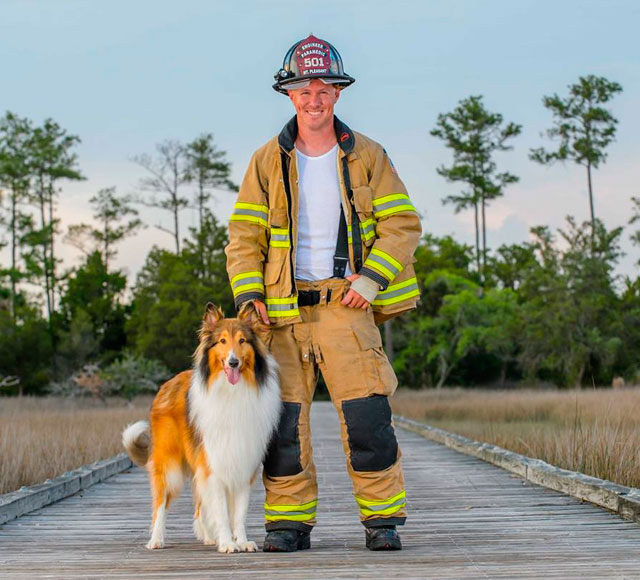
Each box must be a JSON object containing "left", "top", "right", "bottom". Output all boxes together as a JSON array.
[
  {"left": 351, "top": 185, "right": 376, "bottom": 247},
  {"left": 268, "top": 207, "right": 289, "bottom": 227},
  {"left": 264, "top": 256, "right": 286, "bottom": 285},
  {"left": 268, "top": 207, "right": 291, "bottom": 251},
  {"left": 352, "top": 185, "right": 373, "bottom": 220}
]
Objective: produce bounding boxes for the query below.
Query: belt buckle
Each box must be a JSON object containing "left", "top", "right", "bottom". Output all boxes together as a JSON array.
[{"left": 298, "top": 290, "right": 320, "bottom": 307}]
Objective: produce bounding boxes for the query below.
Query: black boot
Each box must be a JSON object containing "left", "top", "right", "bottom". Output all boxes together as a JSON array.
[
  {"left": 365, "top": 525, "right": 402, "bottom": 551},
  {"left": 263, "top": 529, "right": 311, "bottom": 552}
]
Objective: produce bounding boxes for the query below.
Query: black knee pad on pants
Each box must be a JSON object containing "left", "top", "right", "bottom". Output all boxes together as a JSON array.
[
  {"left": 264, "top": 402, "right": 303, "bottom": 477},
  {"left": 342, "top": 395, "right": 398, "bottom": 472}
]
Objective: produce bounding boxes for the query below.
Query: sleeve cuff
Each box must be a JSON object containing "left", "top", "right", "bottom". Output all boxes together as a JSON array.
[
  {"left": 358, "top": 267, "right": 390, "bottom": 291},
  {"left": 234, "top": 292, "right": 264, "bottom": 311},
  {"left": 350, "top": 275, "right": 382, "bottom": 303}
]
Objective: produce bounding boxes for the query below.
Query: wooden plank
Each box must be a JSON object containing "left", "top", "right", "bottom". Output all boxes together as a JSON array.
[
  {"left": 1, "top": 401, "right": 640, "bottom": 578},
  {"left": 0, "top": 454, "right": 132, "bottom": 525}
]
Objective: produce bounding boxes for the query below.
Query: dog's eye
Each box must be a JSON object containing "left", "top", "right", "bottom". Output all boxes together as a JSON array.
[
  {"left": 239, "top": 338, "right": 246, "bottom": 344},
  {"left": 220, "top": 338, "right": 226, "bottom": 344}
]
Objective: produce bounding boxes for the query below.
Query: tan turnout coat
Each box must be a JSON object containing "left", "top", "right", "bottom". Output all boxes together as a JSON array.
[{"left": 225, "top": 116, "right": 422, "bottom": 325}]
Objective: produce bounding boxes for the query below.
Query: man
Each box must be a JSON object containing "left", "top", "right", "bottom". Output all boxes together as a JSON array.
[{"left": 225, "top": 34, "right": 422, "bottom": 552}]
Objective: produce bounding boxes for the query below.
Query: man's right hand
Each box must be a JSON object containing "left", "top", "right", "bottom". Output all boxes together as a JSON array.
[{"left": 253, "top": 300, "right": 271, "bottom": 325}]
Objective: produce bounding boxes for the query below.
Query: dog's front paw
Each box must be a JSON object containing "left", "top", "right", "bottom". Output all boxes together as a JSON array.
[
  {"left": 218, "top": 541, "right": 240, "bottom": 553},
  {"left": 146, "top": 539, "right": 165, "bottom": 550},
  {"left": 238, "top": 540, "right": 258, "bottom": 552}
]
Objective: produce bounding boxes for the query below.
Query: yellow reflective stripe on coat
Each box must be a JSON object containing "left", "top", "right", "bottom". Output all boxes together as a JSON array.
[
  {"left": 372, "top": 193, "right": 416, "bottom": 219},
  {"left": 230, "top": 202, "right": 268, "bottom": 227},
  {"left": 265, "top": 296, "right": 299, "bottom": 318},
  {"left": 269, "top": 227, "right": 291, "bottom": 248},
  {"left": 348, "top": 218, "right": 377, "bottom": 244},
  {"left": 364, "top": 248, "right": 404, "bottom": 280},
  {"left": 372, "top": 277, "right": 420, "bottom": 306},
  {"left": 355, "top": 490, "right": 406, "bottom": 517},
  {"left": 230, "top": 271, "right": 264, "bottom": 298},
  {"left": 264, "top": 499, "right": 317, "bottom": 522}
]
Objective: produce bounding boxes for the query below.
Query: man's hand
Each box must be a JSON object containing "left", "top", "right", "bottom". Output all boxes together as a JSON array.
[
  {"left": 253, "top": 300, "right": 271, "bottom": 325},
  {"left": 341, "top": 274, "right": 370, "bottom": 309}
]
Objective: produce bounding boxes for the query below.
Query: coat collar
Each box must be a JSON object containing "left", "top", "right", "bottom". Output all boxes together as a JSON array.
[{"left": 278, "top": 115, "right": 355, "bottom": 156}]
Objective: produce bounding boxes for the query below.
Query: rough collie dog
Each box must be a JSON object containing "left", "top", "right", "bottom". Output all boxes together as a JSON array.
[{"left": 122, "top": 303, "right": 280, "bottom": 553}]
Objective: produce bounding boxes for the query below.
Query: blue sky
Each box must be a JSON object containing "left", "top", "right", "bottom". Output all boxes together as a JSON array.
[{"left": 1, "top": 0, "right": 638, "bottom": 278}]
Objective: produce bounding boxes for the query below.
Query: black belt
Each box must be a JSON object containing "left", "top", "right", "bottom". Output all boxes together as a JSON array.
[{"left": 297, "top": 289, "right": 333, "bottom": 307}]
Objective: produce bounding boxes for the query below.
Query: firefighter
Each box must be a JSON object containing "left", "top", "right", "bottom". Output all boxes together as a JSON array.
[{"left": 225, "top": 34, "right": 422, "bottom": 552}]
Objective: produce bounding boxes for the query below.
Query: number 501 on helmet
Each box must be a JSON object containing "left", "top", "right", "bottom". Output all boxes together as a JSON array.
[{"left": 273, "top": 34, "right": 356, "bottom": 94}]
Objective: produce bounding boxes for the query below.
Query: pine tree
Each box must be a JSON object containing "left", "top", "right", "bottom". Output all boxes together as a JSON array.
[
  {"left": 0, "top": 112, "right": 33, "bottom": 319},
  {"left": 184, "top": 133, "right": 237, "bottom": 233},
  {"left": 530, "top": 75, "right": 623, "bottom": 245},
  {"left": 132, "top": 140, "right": 190, "bottom": 254},
  {"left": 184, "top": 134, "right": 237, "bottom": 276},
  {"left": 431, "top": 96, "right": 521, "bottom": 279},
  {"left": 26, "top": 118, "right": 84, "bottom": 329},
  {"left": 65, "top": 187, "right": 142, "bottom": 273}
]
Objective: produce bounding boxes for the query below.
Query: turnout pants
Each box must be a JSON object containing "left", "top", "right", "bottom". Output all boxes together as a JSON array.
[{"left": 261, "top": 278, "right": 407, "bottom": 533}]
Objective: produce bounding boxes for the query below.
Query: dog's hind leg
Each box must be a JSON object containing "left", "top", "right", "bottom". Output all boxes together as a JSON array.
[
  {"left": 147, "top": 468, "right": 168, "bottom": 549},
  {"left": 147, "top": 463, "right": 182, "bottom": 549},
  {"left": 193, "top": 498, "right": 216, "bottom": 546},
  {"left": 231, "top": 483, "right": 257, "bottom": 552}
]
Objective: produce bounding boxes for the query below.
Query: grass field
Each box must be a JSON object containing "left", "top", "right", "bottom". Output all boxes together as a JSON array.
[
  {"left": 3, "top": 388, "right": 640, "bottom": 496},
  {"left": 0, "top": 396, "right": 150, "bottom": 495},
  {"left": 391, "top": 387, "right": 640, "bottom": 489}
]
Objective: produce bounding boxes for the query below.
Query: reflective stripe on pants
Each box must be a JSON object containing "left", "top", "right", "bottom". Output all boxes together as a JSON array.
[{"left": 260, "top": 277, "right": 406, "bottom": 530}]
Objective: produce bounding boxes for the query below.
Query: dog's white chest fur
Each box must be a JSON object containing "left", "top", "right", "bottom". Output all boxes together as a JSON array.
[{"left": 188, "top": 359, "right": 281, "bottom": 488}]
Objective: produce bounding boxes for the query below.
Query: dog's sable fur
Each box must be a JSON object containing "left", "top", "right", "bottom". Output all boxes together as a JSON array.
[{"left": 122, "top": 303, "right": 281, "bottom": 553}]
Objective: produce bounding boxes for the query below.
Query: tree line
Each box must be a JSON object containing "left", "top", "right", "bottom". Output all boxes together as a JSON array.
[
  {"left": 0, "top": 119, "right": 236, "bottom": 395},
  {"left": 1, "top": 74, "right": 638, "bottom": 395}
]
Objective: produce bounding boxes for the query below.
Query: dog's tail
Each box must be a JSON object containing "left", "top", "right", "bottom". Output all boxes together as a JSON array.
[{"left": 122, "top": 420, "right": 151, "bottom": 466}]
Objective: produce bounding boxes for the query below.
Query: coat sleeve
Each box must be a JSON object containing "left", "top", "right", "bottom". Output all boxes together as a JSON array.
[
  {"left": 358, "top": 145, "right": 422, "bottom": 290},
  {"left": 225, "top": 152, "right": 269, "bottom": 309}
]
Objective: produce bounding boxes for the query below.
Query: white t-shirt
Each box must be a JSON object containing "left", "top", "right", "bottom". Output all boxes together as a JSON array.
[{"left": 295, "top": 144, "right": 352, "bottom": 281}]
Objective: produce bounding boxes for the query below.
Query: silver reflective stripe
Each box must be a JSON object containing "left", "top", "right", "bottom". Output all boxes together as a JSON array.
[
  {"left": 233, "top": 208, "right": 267, "bottom": 219},
  {"left": 265, "top": 505, "right": 316, "bottom": 516},
  {"left": 270, "top": 233, "right": 289, "bottom": 241},
  {"left": 266, "top": 303, "right": 298, "bottom": 311},
  {"left": 361, "top": 222, "right": 376, "bottom": 234},
  {"left": 360, "top": 497, "right": 406, "bottom": 513},
  {"left": 366, "top": 253, "right": 401, "bottom": 276},
  {"left": 377, "top": 282, "right": 419, "bottom": 300},
  {"left": 374, "top": 198, "right": 414, "bottom": 213},
  {"left": 232, "top": 276, "right": 262, "bottom": 290}
]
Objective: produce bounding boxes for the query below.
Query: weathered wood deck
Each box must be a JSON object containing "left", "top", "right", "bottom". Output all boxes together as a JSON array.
[{"left": 2, "top": 401, "right": 640, "bottom": 579}]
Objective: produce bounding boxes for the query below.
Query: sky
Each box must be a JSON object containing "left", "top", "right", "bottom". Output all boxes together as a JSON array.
[{"left": 1, "top": 0, "right": 639, "bottom": 281}]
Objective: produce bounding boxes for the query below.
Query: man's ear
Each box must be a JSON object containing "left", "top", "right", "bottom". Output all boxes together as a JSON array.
[{"left": 202, "top": 302, "right": 224, "bottom": 331}]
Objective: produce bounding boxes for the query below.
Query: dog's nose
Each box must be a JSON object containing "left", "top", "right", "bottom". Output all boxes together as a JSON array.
[{"left": 228, "top": 358, "right": 239, "bottom": 368}]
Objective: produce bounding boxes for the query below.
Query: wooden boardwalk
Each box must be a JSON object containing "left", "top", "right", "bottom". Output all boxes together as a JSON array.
[{"left": 2, "top": 402, "right": 640, "bottom": 579}]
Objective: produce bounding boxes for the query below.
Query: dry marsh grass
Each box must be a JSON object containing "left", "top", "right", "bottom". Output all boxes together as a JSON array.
[
  {"left": 391, "top": 388, "right": 640, "bottom": 489},
  {"left": 4, "top": 390, "right": 640, "bottom": 496},
  {"left": 0, "top": 396, "right": 151, "bottom": 495}
]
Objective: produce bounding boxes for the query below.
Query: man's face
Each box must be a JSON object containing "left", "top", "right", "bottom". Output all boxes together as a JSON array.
[{"left": 288, "top": 79, "right": 340, "bottom": 132}]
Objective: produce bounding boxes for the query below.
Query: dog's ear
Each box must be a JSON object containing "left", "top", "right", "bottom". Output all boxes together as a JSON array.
[
  {"left": 203, "top": 302, "right": 224, "bottom": 330},
  {"left": 237, "top": 300, "right": 262, "bottom": 329}
]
